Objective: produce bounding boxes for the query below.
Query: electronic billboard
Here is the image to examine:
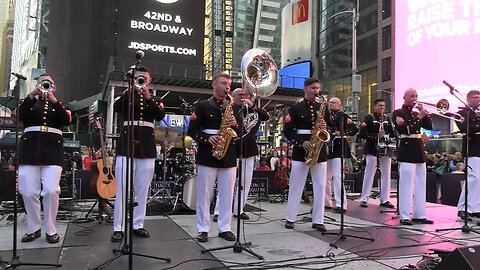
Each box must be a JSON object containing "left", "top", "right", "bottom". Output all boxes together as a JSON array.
[
  {"left": 395, "top": 1, "right": 480, "bottom": 110},
  {"left": 117, "top": 0, "right": 205, "bottom": 67}
]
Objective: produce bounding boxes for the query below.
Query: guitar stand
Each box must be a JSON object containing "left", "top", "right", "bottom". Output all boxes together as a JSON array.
[
  {"left": 84, "top": 199, "right": 114, "bottom": 223},
  {"left": 266, "top": 187, "right": 288, "bottom": 203}
]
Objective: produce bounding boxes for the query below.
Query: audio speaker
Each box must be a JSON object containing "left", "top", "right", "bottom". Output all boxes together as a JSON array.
[{"left": 435, "top": 245, "right": 480, "bottom": 270}]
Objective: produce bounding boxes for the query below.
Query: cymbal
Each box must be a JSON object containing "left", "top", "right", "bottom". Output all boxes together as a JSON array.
[{"left": 154, "top": 127, "right": 183, "bottom": 143}]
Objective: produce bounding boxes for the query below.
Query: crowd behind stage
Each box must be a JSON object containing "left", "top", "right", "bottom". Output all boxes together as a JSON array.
[{"left": 0, "top": 143, "right": 467, "bottom": 177}]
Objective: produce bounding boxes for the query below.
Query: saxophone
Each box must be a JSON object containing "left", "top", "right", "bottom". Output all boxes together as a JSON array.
[
  {"left": 305, "top": 95, "right": 331, "bottom": 166},
  {"left": 212, "top": 94, "right": 238, "bottom": 160}
]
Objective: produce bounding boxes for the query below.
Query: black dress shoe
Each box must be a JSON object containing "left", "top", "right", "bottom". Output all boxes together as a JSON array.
[
  {"left": 312, "top": 223, "right": 326, "bottom": 232},
  {"left": 234, "top": 213, "right": 250, "bottom": 220},
  {"left": 458, "top": 211, "right": 473, "bottom": 221},
  {"left": 111, "top": 231, "right": 124, "bottom": 242},
  {"left": 333, "top": 207, "right": 346, "bottom": 214},
  {"left": 470, "top": 212, "right": 480, "bottom": 218},
  {"left": 412, "top": 218, "right": 434, "bottom": 224},
  {"left": 133, "top": 228, "right": 150, "bottom": 238},
  {"left": 21, "top": 229, "right": 41, "bottom": 243},
  {"left": 218, "top": 231, "right": 236, "bottom": 241},
  {"left": 212, "top": 214, "right": 218, "bottom": 222},
  {"left": 197, "top": 232, "right": 208, "bottom": 242},
  {"left": 360, "top": 201, "right": 368, "bottom": 208},
  {"left": 46, "top": 233, "right": 60, "bottom": 244},
  {"left": 285, "top": 220, "right": 295, "bottom": 229},
  {"left": 380, "top": 201, "right": 395, "bottom": 209},
  {"left": 400, "top": 219, "right": 413, "bottom": 225}
]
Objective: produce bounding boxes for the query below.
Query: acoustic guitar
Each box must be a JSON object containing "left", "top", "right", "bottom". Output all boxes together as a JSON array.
[{"left": 89, "top": 117, "right": 116, "bottom": 199}]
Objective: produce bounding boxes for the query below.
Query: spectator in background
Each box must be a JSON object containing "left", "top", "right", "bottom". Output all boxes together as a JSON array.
[
  {"left": 434, "top": 153, "right": 449, "bottom": 176},
  {"left": 256, "top": 157, "right": 270, "bottom": 171},
  {"left": 83, "top": 150, "right": 94, "bottom": 170},
  {"left": 274, "top": 151, "right": 292, "bottom": 171},
  {"left": 452, "top": 162, "right": 466, "bottom": 174},
  {"left": 425, "top": 152, "right": 435, "bottom": 173},
  {"left": 72, "top": 151, "right": 82, "bottom": 170},
  {"left": 269, "top": 150, "right": 279, "bottom": 170},
  {"left": 449, "top": 152, "right": 464, "bottom": 172}
]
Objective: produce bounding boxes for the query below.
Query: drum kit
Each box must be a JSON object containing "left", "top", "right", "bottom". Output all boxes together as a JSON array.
[
  {"left": 147, "top": 100, "right": 198, "bottom": 213},
  {"left": 377, "top": 138, "right": 396, "bottom": 157}
]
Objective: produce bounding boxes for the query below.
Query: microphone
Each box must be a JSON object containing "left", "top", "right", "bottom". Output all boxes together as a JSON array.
[
  {"left": 135, "top": 50, "right": 145, "bottom": 60},
  {"left": 11, "top": 72, "right": 27, "bottom": 80},
  {"left": 443, "top": 80, "right": 455, "bottom": 93}
]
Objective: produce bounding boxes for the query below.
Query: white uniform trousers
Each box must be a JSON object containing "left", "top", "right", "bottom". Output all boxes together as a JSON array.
[
  {"left": 213, "top": 157, "right": 254, "bottom": 216},
  {"left": 113, "top": 156, "right": 154, "bottom": 232},
  {"left": 197, "top": 165, "right": 236, "bottom": 233},
  {"left": 18, "top": 165, "right": 62, "bottom": 235},
  {"left": 457, "top": 157, "right": 480, "bottom": 213},
  {"left": 325, "top": 158, "right": 347, "bottom": 209},
  {"left": 360, "top": 155, "right": 392, "bottom": 203},
  {"left": 399, "top": 162, "right": 427, "bottom": 220},
  {"left": 286, "top": 161, "right": 327, "bottom": 224}
]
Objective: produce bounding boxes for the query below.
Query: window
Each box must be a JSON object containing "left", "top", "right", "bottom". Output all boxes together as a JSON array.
[
  {"left": 382, "top": 57, "right": 391, "bottom": 82},
  {"left": 382, "top": 25, "right": 391, "bottom": 50},
  {"left": 382, "top": 0, "right": 392, "bottom": 19}
]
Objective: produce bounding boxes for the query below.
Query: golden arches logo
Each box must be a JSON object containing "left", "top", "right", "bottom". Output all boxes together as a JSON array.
[{"left": 292, "top": 0, "right": 308, "bottom": 25}]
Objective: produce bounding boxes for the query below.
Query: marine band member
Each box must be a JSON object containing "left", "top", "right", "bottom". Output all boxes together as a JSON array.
[
  {"left": 359, "top": 98, "right": 395, "bottom": 208},
  {"left": 325, "top": 97, "right": 358, "bottom": 213},
  {"left": 284, "top": 78, "right": 332, "bottom": 231},
  {"left": 111, "top": 67, "right": 166, "bottom": 242},
  {"left": 213, "top": 88, "right": 269, "bottom": 221},
  {"left": 456, "top": 90, "right": 480, "bottom": 221},
  {"left": 187, "top": 73, "right": 239, "bottom": 243},
  {"left": 392, "top": 88, "right": 433, "bottom": 225},
  {"left": 18, "top": 74, "right": 71, "bottom": 244}
]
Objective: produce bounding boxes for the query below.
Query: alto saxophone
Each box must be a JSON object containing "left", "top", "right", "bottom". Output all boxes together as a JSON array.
[
  {"left": 305, "top": 95, "right": 331, "bottom": 166},
  {"left": 212, "top": 94, "right": 238, "bottom": 160}
]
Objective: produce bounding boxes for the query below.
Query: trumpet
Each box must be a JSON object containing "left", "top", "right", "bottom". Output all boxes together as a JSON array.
[
  {"left": 134, "top": 75, "right": 148, "bottom": 88},
  {"left": 415, "top": 99, "right": 464, "bottom": 122},
  {"left": 37, "top": 79, "right": 54, "bottom": 93}
]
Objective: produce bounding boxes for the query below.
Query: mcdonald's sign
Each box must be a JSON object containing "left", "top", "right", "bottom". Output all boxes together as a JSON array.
[{"left": 292, "top": 0, "right": 308, "bottom": 25}]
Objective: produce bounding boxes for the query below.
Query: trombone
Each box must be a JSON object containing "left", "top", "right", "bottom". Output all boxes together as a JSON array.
[{"left": 415, "top": 99, "right": 464, "bottom": 122}]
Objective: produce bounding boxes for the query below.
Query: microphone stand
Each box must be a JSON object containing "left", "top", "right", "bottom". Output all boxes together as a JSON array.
[
  {"left": 380, "top": 116, "right": 398, "bottom": 217},
  {"left": 436, "top": 85, "right": 480, "bottom": 234},
  {"left": 201, "top": 101, "right": 263, "bottom": 260},
  {"left": 322, "top": 112, "right": 374, "bottom": 247},
  {"left": 93, "top": 55, "right": 170, "bottom": 270},
  {"left": 0, "top": 75, "right": 62, "bottom": 269}
]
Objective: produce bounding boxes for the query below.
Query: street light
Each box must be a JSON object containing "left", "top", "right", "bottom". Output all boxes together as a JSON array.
[{"left": 328, "top": 0, "right": 360, "bottom": 114}]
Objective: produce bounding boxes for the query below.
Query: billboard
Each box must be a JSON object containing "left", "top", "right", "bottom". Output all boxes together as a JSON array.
[
  {"left": 279, "top": 61, "right": 311, "bottom": 89},
  {"left": 281, "top": 0, "right": 312, "bottom": 68},
  {"left": 395, "top": 1, "right": 480, "bottom": 111},
  {"left": 117, "top": 0, "right": 205, "bottom": 67}
]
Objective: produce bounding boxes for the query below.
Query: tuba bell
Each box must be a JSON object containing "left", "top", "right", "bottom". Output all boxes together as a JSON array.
[{"left": 241, "top": 48, "right": 279, "bottom": 98}]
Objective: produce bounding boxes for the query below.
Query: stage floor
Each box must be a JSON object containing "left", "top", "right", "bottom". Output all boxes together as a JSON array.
[{"left": 1, "top": 197, "right": 480, "bottom": 269}]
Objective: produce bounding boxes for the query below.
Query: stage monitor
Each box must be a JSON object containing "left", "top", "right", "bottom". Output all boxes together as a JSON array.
[
  {"left": 395, "top": 1, "right": 480, "bottom": 111},
  {"left": 117, "top": 0, "right": 205, "bottom": 67}
]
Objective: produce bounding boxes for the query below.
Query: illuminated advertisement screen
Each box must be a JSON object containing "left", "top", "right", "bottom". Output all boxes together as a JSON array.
[
  {"left": 117, "top": 0, "right": 205, "bottom": 67},
  {"left": 279, "top": 61, "right": 311, "bottom": 89},
  {"left": 395, "top": 1, "right": 480, "bottom": 111}
]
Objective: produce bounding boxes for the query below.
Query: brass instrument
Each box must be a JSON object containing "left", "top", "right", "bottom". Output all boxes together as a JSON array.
[
  {"left": 415, "top": 99, "right": 463, "bottom": 122},
  {"left": 134, "top": 75, "right": 148, "bottom": 89},
  {"left": 241, "top": 48, "right": 279, "bottom": 98},
  {"left": 305, "top": 95, "right": 331, "bottom": 166},
  {"left": 212, "top": 94, "right": 238, "bottom": 160},
  {"left": 38, "top": 79, "right": 54, "bottom": 93}
]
